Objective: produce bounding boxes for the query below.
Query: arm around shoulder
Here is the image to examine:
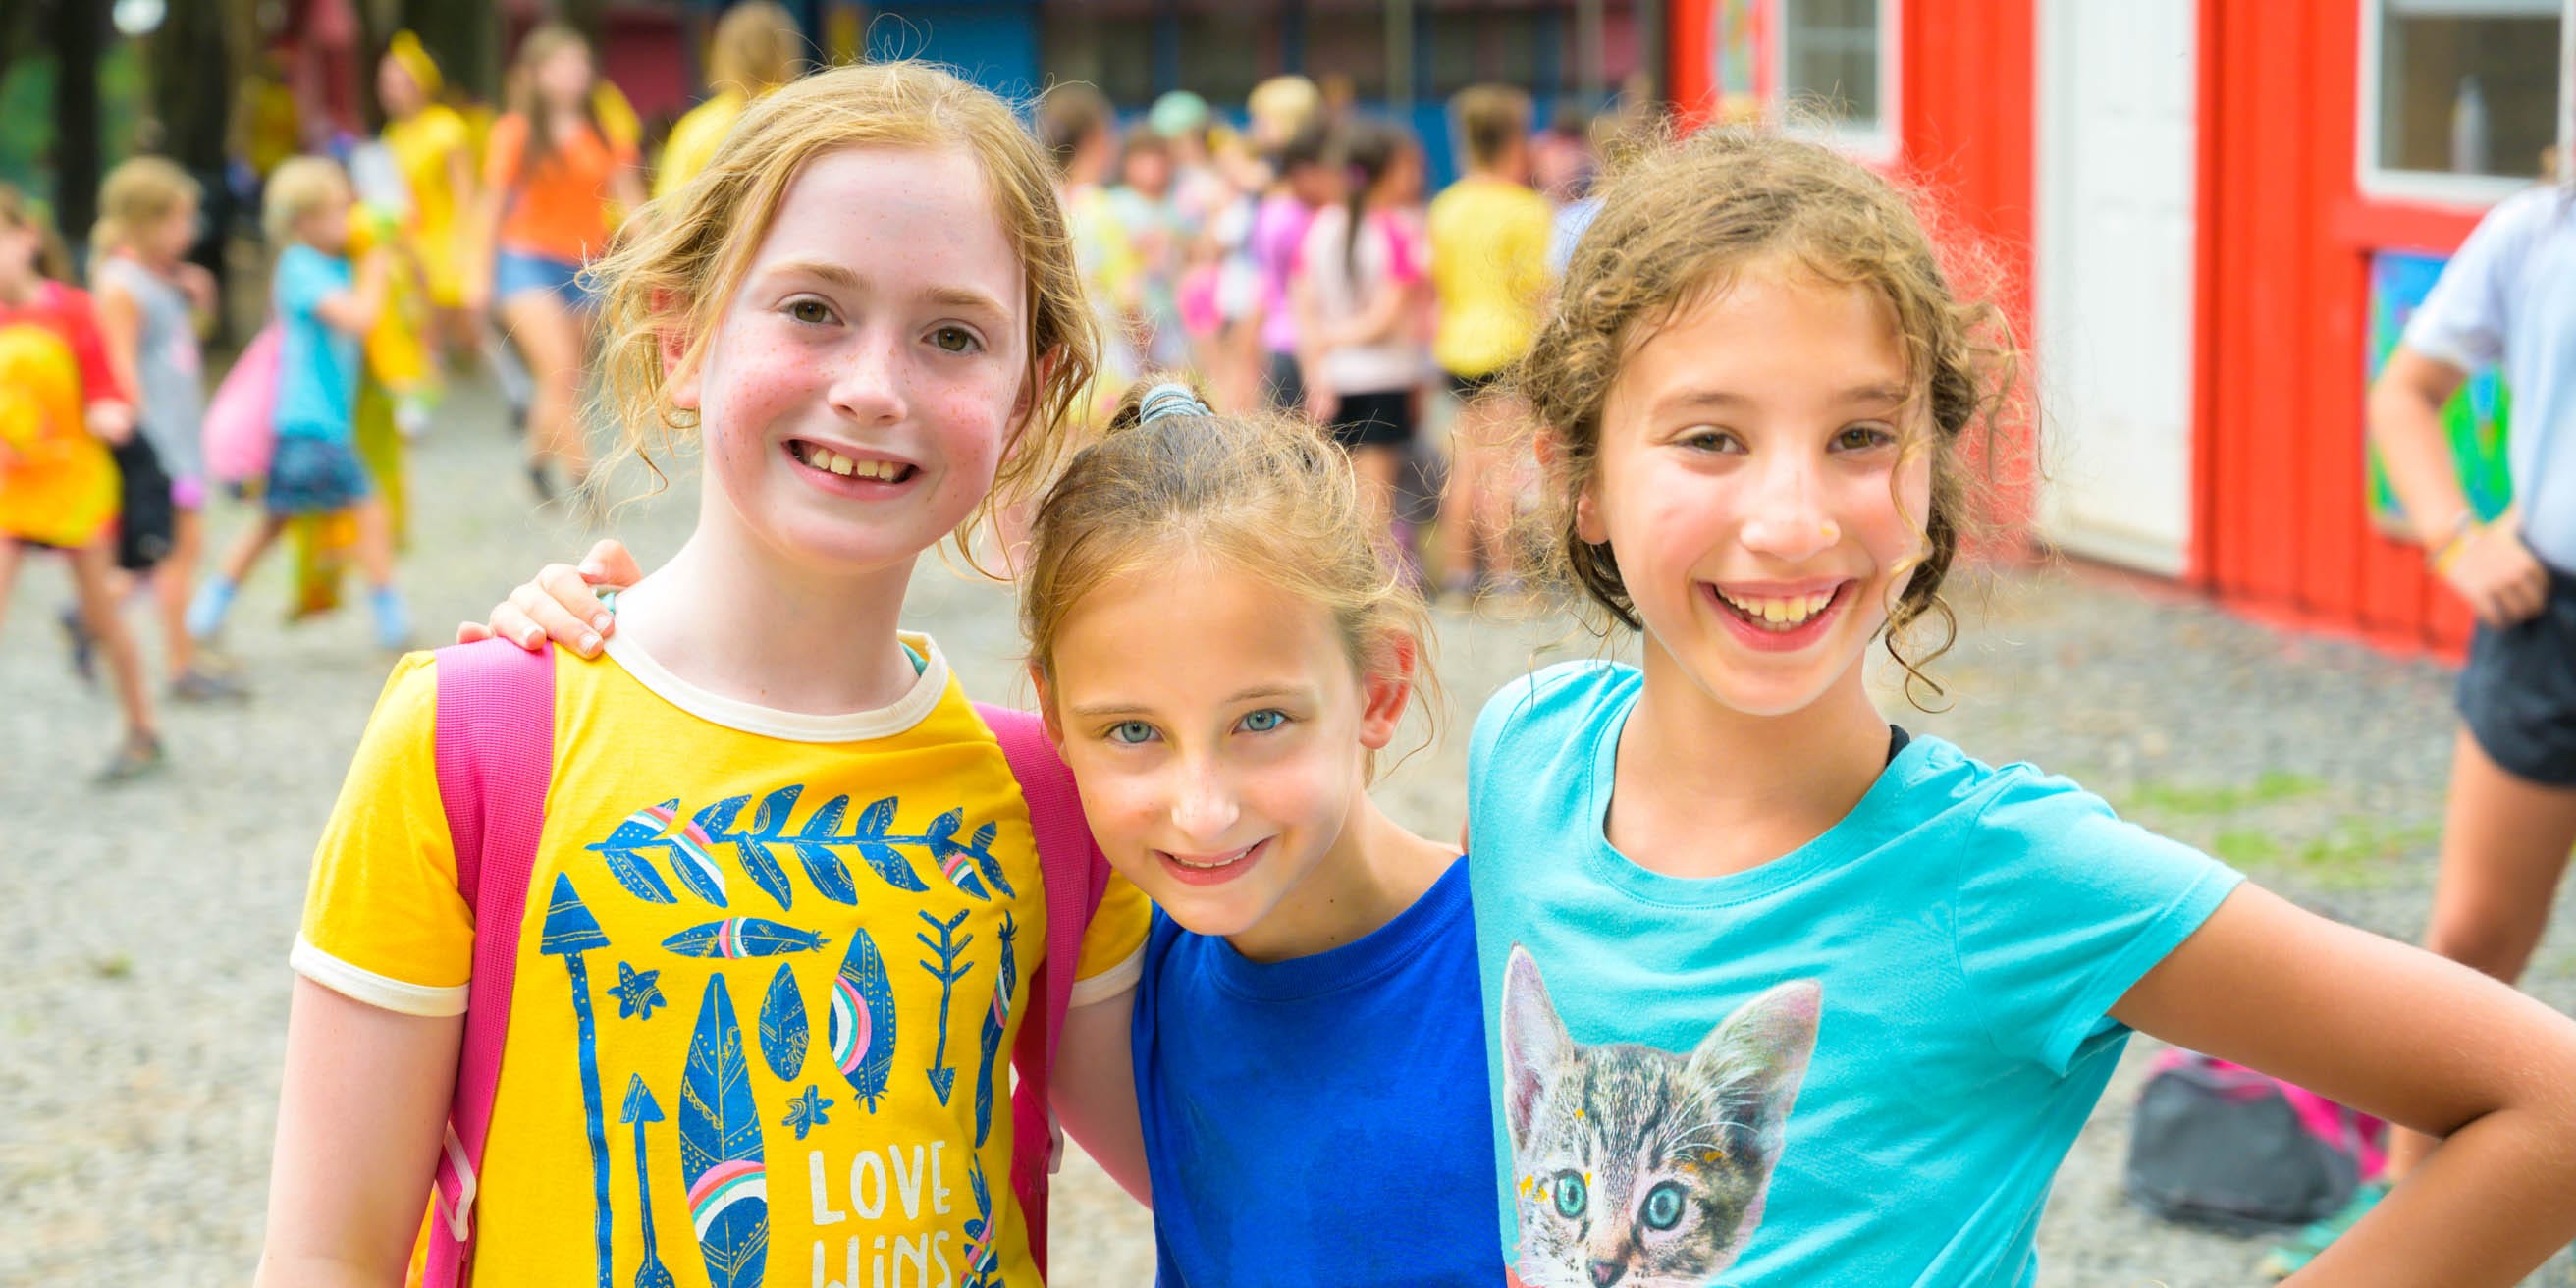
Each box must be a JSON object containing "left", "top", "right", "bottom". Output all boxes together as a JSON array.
[{"left": 2113, "top": 883, "right": 2576, "bottom": 1287}]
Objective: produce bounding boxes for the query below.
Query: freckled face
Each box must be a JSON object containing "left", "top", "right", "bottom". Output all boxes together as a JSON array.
[
  {"left": 675, "top": 144, "right": 1030, "bottom": 576},
  {"left": 1581, "top": 265, "right": 1935, "bottom": 718},
  {"left": 1046, "top": 561, "right": 1389, "bottom": 940}
]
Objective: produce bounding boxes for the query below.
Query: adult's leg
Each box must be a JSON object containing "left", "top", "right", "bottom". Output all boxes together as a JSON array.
[
  {"left": 1469, "top": 394, "right": 1533, "bottom": 584},
  {"left": 1351, "top": 442, "right": 1403, "bottom": 553},
  {"left": 2384, "top": 725, "right": 2576, "bottom": 1180}
]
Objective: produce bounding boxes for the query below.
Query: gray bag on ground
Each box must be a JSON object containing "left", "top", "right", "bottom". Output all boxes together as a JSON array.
[{"left": 2124, "top": 1050, "right": 2365, "bottom": 1232}]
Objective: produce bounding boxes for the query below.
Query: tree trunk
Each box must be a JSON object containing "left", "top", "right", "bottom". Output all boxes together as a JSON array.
[
  {"left": 401, "top": 0, "right": 499, "bottom": 105},
  {"left": 52, "top": 0, "right": 103, "bottom": 261}
]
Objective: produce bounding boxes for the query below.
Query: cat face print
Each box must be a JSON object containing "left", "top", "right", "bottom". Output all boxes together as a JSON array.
[{"left": 1500, "top": 945, "right": 1822, "bottom": 1288}]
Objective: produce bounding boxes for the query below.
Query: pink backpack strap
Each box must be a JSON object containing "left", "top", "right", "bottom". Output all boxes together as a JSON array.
[
  {"left": 976, "top": 702, "right": 1111, "bottom": 1280},
  {"left": 424, "top": 640, "right": 558, "bottom": 1288}
]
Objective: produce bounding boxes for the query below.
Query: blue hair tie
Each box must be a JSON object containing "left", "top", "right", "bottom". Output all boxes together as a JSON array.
[{"left": 1137, "top": 382, "right": 1210, "bottom": 424}]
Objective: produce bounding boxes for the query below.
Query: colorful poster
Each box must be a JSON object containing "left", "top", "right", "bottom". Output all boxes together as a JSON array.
[
  {"left": 1708, "top": 0, "right": 1775, "bottom": 124},
  {"left": 2366, "top": 249, "right": 2514, "bottom": 539}
]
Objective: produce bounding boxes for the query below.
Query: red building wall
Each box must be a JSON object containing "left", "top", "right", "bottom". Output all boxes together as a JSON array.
[{"left": 2197, "top": 0, "right": 2482, "bottom": 657}]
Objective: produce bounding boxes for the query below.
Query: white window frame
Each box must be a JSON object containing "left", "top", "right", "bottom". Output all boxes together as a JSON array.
[
  {"left": 2357, "top": 0, "right": 2573, "bottom": 207},
  {"left": 1774, "top": 0, "right": 1904, "bottom": 162}
]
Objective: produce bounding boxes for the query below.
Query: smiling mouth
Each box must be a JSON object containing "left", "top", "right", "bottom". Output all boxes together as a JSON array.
[
  {"left": 787, "top": 440, "right": 915, "bottom": 483},
  {"left": 1160, "top": 840, "right": 1264, "bottom": 871},
  {"left": 1712, "top": 583, "right": 1850, "bottom": 632}
]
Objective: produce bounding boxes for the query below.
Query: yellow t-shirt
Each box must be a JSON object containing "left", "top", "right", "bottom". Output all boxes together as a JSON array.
[
  {"left": 295, "top": 633, "right": 1149, "bottom": 1288},
  {"left": 1426, "top": 176, "right": 1555, "bottom": 379},
  {"left": 383, "top": 105, "right": 473, "bottom": 306},
  {"left": 655, "top": 90, "right": 749, "bottom": 202}
]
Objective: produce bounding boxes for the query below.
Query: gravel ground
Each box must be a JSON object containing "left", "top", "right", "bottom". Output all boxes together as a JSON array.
[{"left": 5, "top": 374, "right": 2572, "bottom": 1285}]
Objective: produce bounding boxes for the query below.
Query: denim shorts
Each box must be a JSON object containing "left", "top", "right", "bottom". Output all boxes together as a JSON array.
[
  {"left": 266, "top": 435, "right": 373, "bottom": 515},
  {"left": 494, "top": 249, "right": 596, "bottom": 311}
]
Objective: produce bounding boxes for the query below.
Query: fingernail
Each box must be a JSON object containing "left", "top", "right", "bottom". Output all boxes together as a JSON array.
[
  {"left": 579, "top": 632, "right": 601, "bottom": 654},
  {"left": 592, "top": 613, "right": 614, "bottom": 631},
  {"left": 579, "top": 563, "right": 603, "bottom": 578},
  {"left": 523, "top": 629, "right": 542, "bottom": 648}
]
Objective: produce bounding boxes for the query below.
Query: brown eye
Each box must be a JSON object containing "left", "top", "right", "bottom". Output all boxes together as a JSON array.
[
  {"left": 931, "top": 326, "right": 980, "bottom": 354},
  {"left": 788, "top": 299, "right": 832, "bottom": 325}
]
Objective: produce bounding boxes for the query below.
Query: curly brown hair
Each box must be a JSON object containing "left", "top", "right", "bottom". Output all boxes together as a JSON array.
[{"left": 1518, "top": 125, "right": 2017, "bottom": 706}]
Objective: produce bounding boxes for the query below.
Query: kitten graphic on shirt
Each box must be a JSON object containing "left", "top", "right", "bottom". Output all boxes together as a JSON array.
[{"left": 1500, "top": 945, "right": 1822, "bottom": 1288}]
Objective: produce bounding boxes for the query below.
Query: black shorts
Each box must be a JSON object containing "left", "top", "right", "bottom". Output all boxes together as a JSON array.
[
  {"left": 2458, "top": 560, "right": 2576, "bottom": 786},
  {"left": 1327, "top": 389, "right": 1416, "bottom": 451},
  {"left": 1446, "top": 368, "right": 1509, "bottom": 402}
]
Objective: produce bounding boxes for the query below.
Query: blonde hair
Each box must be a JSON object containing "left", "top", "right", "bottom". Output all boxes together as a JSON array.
[
  {"left": 261, "top": 157, "right": 348, "bottom": 245},
  {"left": 705, "top": 2, "right": 803, "bottom": 96},
  {"left": 1022, "top": 376, "right": 1441, "bottom": 779},
  {"left": 586, "top": 60, "right": 1097, "bottom": 549},
  {"left": 0, "top": 184, "right": 71, "bottom": 281},
  {"left": 93, "top": 156, "right": 200, "bottom": 264},
  {"left": 1451, "top": 84, "right": 1531, "bottom": 170},
  {"left": 1247, "top": 75, "right": 1322, "bottom": 148},
  {"left": 1520, "top": 126, "right": 2017, "bottom": 707}
]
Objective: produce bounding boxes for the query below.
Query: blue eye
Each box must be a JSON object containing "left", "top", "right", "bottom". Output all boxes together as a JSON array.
[
  {"left": 1238, "top": 709, "right": 1286, "bottom": 733},
  {"left": 1107, "top": 721, "right": 1156, "bottom": 745},
  {"left": 1642, "top": 1181, "right": 1685, "bottom": 1230},
  {"left": 1552, "top": 1170, "right": 1587, "bottom": 1219}
]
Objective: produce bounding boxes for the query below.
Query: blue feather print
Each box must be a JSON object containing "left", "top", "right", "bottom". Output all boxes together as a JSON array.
[
  {"left": 662, "top": 918, "right": 830, "bottom": 959},
  {"left": 619, "top": 1076, "right": 676, "bottom": 1288},
  {"left": 700, "top": 795, "right": 792, "bottom": 911},
  {"left": 752, "top": 784, "right": 803, "bottom": 834},
  {"left": 757, "top": 963, "right": 808, "bottom": 1082},
  {"left": 586, "top": 842, "right": 678, "bottom": 904},
  {"left": 973, "top": 913, "right": 1018, "bottom": 1148},
  {"left": 679, "top": 976, "right": 769, "bottom": 1288},
  {"left": 958, "top": 1155, "right": 1000, "bottom": 1288},
  {"left": 792, "top": 793, "right": 860, "bottom": 904},
  {"left": 828, "top": 929, "right": 898, "bottom": 1112},
  {"left": 966, "top": 820, "right": 1014, "bottom": 901}
]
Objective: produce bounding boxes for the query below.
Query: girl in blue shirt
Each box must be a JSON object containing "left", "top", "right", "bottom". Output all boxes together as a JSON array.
[
  {"left": 471, "top": 376, "right": 1504, "bottom": 1285},
  {"left": 1471, "top": 127, "right": 2576, "bottom": 1287}
]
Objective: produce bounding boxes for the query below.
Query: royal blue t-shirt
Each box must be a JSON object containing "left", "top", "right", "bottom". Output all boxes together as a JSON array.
[
  {"left": 1467, "top": 662, "right": 2242, "bottom": 1286},
  {"left": 1133, "top": 855, "right": 1503, "bottom": 1285},
  {"left": 272, "top": 242, "right": 358, "bottom": 441}
]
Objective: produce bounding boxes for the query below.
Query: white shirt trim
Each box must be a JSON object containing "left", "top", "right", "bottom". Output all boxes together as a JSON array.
[
  {"left": 1068, "top": 942, "right": 1145, "bottom": 1008},
  {"left": 291, "top": 935, "right": 469, "bottom": 1017},
  {"left": 600, "top": 630, "right": 952, "bottom": 743}
]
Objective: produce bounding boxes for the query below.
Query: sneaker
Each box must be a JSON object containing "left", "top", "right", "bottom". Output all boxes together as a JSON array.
[
  {"left": 95, "top": 734, "right": 167, "bottom": 786},
  {"left": 58, "top": 605, "right": 95, "bottom": 683},
  {"left": 169, "top": 667, "right": 250, "bottom": 703},
  {"left": 2259, "top": 1180, "right": 2388, "bottom": 1280}
]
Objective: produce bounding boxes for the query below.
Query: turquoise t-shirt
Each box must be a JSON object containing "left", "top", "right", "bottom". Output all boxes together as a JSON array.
[
  {"left": 1466, "top": 662, "right": 2242, "bottom": 1287},
  {"left": 271, "top": 242, "right": 358, "bottom": 442}
]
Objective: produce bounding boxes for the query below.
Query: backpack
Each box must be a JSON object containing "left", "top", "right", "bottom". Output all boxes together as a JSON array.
[
  {"left": 419, "top": 639, "right": 1112, "bottom": 1285},
  {"left": 2124, "top": 1048, "right": 2387, "bottom": 1232},
  {"left": 203, "top": 322, "right": 281, "bottom": 486}
]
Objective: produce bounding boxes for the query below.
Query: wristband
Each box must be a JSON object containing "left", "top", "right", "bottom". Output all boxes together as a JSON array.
[{"left": 2430, "top": 511, "right": 2477, "bottom": 575}]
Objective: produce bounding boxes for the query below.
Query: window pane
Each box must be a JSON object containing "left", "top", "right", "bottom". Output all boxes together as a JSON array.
[
  {"left": 1424, "top": 2, "right": 1550, "bottom": 100},
  {"left": 1041, "top": 1, "right": 1158, "bottom": 109},
  {"left": 1177, "top": 4, "right": 1271, "bottom": 109},
  {"left": 1306, "top": 1, "right": 1393, "bottom": 102},
  {"left": 1781, "top": 0, "right": 1882, "bottom": 129},
  {"left": 2376, "top": 6, "right": 2560, "bottom": 179}
]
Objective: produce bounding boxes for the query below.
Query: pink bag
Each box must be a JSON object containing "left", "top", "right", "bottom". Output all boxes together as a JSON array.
[{"left": 203, "top": 323, "right": 282, "bottom": 485}]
